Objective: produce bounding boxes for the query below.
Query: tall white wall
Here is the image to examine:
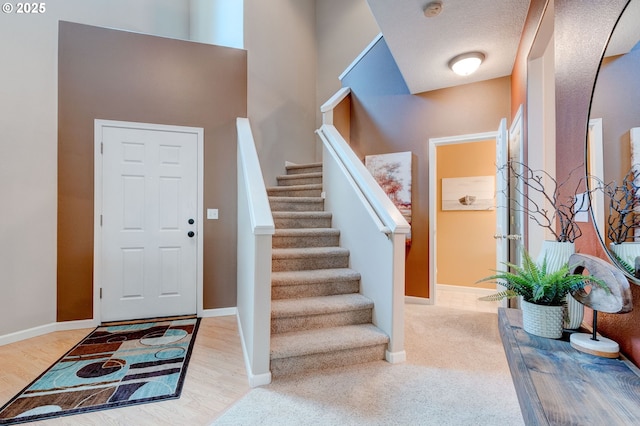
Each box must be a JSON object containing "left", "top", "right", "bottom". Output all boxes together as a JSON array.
[
  {"left": 0, "top": 0, "right": 190, "bottom": 336},
  {"left": 244, "top": 0, "right": 379, "bottom": 183},
  {"left": 190, "top": 0, "right": 243, "bottom": 48},
  {"left": 244, "top": 0, "right": 318, "bottom": 184}
]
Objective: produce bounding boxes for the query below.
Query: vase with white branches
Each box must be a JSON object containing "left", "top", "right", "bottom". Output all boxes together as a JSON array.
[
  {"left": 596, "top": 167, "right": 640, "bottom": 276},
  {"left": 502, "top": 160, "right": 591, "bottom": 245},
  {"left": 498, "top": 160, "right": 594, "bottom": 328}
]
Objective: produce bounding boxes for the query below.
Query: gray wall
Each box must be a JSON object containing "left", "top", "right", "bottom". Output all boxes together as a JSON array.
[{"left": 0, "top": 0, "right": 191, "bottom": 336}]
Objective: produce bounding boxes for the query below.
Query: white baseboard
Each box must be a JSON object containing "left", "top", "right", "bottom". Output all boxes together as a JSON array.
[
  {"left": 236, "top": 314, "right": 272, "bottom": 388},
  {"left": 405, "top": 296, "right": 433, "bottom": 305},
  {"left": 386, "top": 350, "right": 406, "bottom": 364},
  {"left": 435, "top": 284, "right": 500, "bottom": 313},
  {"left": 201, "top": 307, "right": 237, "bottom": 317},
  {"left": 436, "top": 283, "right": 496, "bottom": 297},
  {"left": 0, "top": 323, "right": 56, "bottom": 347},
  {"left": 0, "top": 318, "right": 99, "bottom": 347},
  {"left": 248, "top": 371, "right": 272, "bottom": 387},
  {"left": 57, "top": 319, "right": 99, "bottom": 331}
]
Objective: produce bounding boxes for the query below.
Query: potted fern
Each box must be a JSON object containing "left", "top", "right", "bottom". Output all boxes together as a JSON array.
[{"left": 477, "top": 249, "right": 607, "bottom": 339}]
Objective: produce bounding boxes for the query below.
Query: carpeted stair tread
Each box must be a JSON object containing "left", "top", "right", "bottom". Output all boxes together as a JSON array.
[
  {"left": 272, "top": 211, "right": 332, "bottom": 219},
  {"left": 269, "top": 196, "right": 325, "bottom": 212},
  {"left": 271, "top": 294, "right": 373, "bottom": 318},
  {"left": 272, "top": 268, "right": 360, "bottom": 286},
  {"left": 286, "top": 162, "right": 323, "bottom": 175},
  {"left": 270, "top": 324, "right": 389, "bottom": 359},
  {"left": 271, "top": 268, "right": 361, "bottom": 299},
  {"left": 272, "top": 211, "right": 333, "bottom": 228},
  {"left": 274, "top": 228, "right": 339, "bottom": 237},
  {"left": 272, "top": 246, "right": 349, "bottom": 258},
  {"left": 277, "top": 172, "right": 322, "bottom": 186},
  {"left": 269, "top": 196, "right": 324, "bottom": 202},
  {"left": 267, "top": 184, "right": 323, "bottom": 197},
  {"left": 273, "top": 228, "right": 340, "bottom": 248},
  {"left": 272, "top": 247, "right": 350, "bottom": 271}
]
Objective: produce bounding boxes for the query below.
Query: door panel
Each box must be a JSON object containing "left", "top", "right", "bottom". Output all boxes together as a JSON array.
[{"left": 100, "top": 125, "right": 198, "bottom": 322}]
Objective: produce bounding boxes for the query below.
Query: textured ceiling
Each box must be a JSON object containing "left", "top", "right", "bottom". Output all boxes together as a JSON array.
[
  {"left": 366, "top": 0, "right": 531, "bottom": 94},
  {"left": 605, "top": 0, "right": 640, "bottom": 57}
]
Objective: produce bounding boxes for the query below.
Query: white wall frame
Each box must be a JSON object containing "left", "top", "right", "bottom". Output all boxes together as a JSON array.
[{"left": 428, "top": 131, "right": 499, "bottom": 306}]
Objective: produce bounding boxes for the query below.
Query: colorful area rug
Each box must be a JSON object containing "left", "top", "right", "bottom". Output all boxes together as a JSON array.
[{"left": 0, "top": 317, "right": 200, "bottom": 424}]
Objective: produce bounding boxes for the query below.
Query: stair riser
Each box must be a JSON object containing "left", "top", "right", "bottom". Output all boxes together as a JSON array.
[
  {"left": 272, "top": 255, "right": 349, "bottom": 272},
  {"left": 286, "top": 165, "right": 322, "bottom": 175},
  {"left": 271, "top": 281, "right": 360, "bottom": 300},
  {"left": 273, "top": 234, "right": 340, "bottom": 248},
  {"left": 272, "top": 309, "right": 372, "bottom": 334},
  {"left": 270, "top": 200, "right": 324, "bottom": 212},
  {"left": 274, "top": 217, "right": 332, "bottom": 228},
  {"left": 267, "top": 188, "right": 322, "bottom": 197},
  {"left": 277, "top": 176, "right": 322, "bottom": 186},
  {"left": 270, "top": 344, "right": 387, "bottom": 378}
]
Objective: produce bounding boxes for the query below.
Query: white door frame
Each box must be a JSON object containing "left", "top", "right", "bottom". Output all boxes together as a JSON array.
[
  {"left": 93, "top": 119, "right": 204, "bottom": 322},
  {"left": 509, "top": 105, "right": 525, "bottom": 266},
  {"left": 588, "top": 118, "right": 604, "bottom": 235},
  {"left": 428, "top": 130, "right": 499, "bottom": 305}
]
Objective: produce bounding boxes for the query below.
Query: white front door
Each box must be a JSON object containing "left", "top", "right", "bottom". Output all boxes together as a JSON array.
[{"left": 97, "top": 121, "right": 201, "bottom": 322}]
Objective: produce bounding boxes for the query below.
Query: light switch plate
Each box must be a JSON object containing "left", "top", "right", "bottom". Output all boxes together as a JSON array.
[{"left": 207, "top": 209, "right": 219, "bottom": 220}]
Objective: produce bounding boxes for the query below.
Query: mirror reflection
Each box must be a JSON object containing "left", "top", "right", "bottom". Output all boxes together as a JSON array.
[{"left": 589, "top": 0, "right": 640, "bottom": 283}]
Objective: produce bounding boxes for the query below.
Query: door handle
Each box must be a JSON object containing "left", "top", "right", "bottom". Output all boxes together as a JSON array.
[
  {"left": 188, "top": 231, "right": 195, "bottom": 238},
  {"left": 493, "top": 234, "right": 522, "bottom": 240}
]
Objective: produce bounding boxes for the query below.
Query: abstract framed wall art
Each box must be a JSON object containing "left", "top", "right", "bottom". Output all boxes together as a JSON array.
[{"left": 365, "top": 151, "right": 412, "bottom": 244}]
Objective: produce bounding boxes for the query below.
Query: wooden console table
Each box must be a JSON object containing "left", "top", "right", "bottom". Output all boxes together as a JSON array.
[{"left": 498, "top": 308, "right": 640, "bottom": 425}]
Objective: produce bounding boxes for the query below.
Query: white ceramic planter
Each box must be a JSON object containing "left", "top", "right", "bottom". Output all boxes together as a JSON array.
[
  {"left": 521, "top": 300, "right": 564, "bottom": 339},
  {"left": 609, "top": 242, "right": 640, "bottom": 271},
  {"left": 536, "top": 240, "right": 583, "bottom": 329}
]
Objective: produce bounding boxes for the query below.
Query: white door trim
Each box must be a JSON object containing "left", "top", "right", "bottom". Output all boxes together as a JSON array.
[
  {"left": 93, "top": 119, "right": 204, "bottom": 322},
  {"left": 428, "top": 130, "right": 498, "bottom": 306}
]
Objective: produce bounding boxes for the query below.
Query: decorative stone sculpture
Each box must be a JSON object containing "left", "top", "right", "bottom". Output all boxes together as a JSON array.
[{"left": 568, "top": 253, "right": 633, "bottom": 358}]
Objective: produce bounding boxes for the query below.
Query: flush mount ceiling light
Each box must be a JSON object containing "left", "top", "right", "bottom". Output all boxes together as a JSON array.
[
  {"left": 423, "top": 1, "right": 443, "bottom": 18},
  {"left": 448, "top": 52, "right": 485, "bottom": 76}
]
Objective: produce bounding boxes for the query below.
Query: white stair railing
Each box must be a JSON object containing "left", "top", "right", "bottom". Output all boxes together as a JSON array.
[
  {"left": 236, "top": 117, "right": 274, "bottom": 387},
  {"left": 316, "top": 91, "right": 410, "bottom": 362}
]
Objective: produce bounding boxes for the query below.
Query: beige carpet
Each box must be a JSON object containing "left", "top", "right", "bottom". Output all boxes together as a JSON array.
[{"left": 212, "top": 304, "right": 524, "bottom": 425}]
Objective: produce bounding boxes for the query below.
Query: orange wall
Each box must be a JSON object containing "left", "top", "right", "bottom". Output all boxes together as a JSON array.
[{"left": 436, "top": 141, "right": 496, "bottom": 289}]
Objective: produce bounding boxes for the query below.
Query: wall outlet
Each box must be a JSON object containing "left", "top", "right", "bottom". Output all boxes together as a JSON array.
[{"left": 207, "top": 209, "right": 219, "bottom": 220}]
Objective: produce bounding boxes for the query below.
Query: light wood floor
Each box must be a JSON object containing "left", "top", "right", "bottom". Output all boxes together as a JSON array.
[{"left": 0, "top": 316, "right": 250, "bottom": 425}]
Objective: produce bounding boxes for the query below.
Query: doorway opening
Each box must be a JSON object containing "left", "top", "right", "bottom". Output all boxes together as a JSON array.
[{"left": 428, "top": 124, "right": 507, "bottom": 313}]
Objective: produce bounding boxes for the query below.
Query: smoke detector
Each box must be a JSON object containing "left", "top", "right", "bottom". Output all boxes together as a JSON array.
[{"left": 424, "top": 1, "right": 443, "bottom": 18}]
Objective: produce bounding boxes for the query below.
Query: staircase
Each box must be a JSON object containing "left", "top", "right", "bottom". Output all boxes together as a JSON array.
[{"left": 267, "top": 162, "right": 389, "bottom": 377}]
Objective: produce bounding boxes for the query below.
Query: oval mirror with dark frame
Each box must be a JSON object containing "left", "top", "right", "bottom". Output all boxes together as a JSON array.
[{"left": 588, "top": 0, "right": 640, "bottom": 283}]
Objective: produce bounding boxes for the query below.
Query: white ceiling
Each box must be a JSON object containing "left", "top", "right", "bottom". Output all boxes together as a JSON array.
[
  {"left": 366, "top": 0, "right": 531, "bottom": 94},
  {"left": 605, "top": 0, "right": 640, "bottom": 57}
]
